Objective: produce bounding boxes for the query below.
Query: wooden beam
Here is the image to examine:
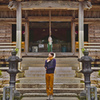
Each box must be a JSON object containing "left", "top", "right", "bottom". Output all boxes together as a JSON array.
[
  {"left": 16, "top": 2, "right": 22, "bottom": 69},
  {"left": 25, "top": 22, "right": 29, "bottom": 54},
  {"left": 16, "top": 2, "right": 22, "bottom": 57},
  {"left": 74, "top": 18, "right": 100, "bottom": 24},
  {"left": 75, "top": 18, "right": 100, "bottom": 21},
  {"left": 0, "top": 18, "right": 25, "bottom": 24},
  {"left": 8, "top": 1, "right": 92, "bottom": 10},
  {"left": 78, "top": 2, "right": 84, "bottom": 57},
  {"left": 71, "top": 22, "right": 75, "bottom": 55},
  {"left": 2, "top": 4, "right": 100, "bottom": 11},
  {"left": 0, "top": 5, "right": 8, "bottom": 9},
  {"left": 28, "top": 16, "right": 72, "bottom": 22},
  {"left": 79, "top": 0, "right": 84, "bottom": 1},
  {"left": 92, "top": 5, "right": 100, "bottom": 9},
  {"left": 0, "top": 18, "right": 25, "bottom": 21},
  {"left": 78, "top": 2, "right": 84, "bottom": 69},
  {"left": 0, "top": 17, "right": 100, "bottom": 23},
  {"left": 16, "top": 0, "right": 22, "bottom": 1}
]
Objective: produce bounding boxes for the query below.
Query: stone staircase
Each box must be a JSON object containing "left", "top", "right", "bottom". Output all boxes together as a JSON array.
[
  {"left": 1, "top": 57, "right": 100, "bottom": 100},
  {"left": 0, "top": 57, "right": 100, "bottom": 100},
  {"left": 15, "top": 57, "right": 84, "bottom": 100},
  {"left": 21, "top": 57, "right": 79, "bottom": 71}
]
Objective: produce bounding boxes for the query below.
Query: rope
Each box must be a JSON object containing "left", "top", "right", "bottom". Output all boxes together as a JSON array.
[{"left": 49, "top": 10, "right": 51, "bottom": 36}]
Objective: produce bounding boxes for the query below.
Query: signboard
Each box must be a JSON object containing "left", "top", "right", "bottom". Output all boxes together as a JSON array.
[{"left": 38, "top": 44, "right": 44, "bottom": 48}]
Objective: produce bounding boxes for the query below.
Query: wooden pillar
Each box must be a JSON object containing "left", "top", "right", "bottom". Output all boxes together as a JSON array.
[
  {"left": 16, "top": 2, "right": 22, "bottom": 69},
  {"left": 71, "top": 21, "right": 75, "bottom": 55},
  {"left": 25, "top": 21, "right": 29, "bottom": 54},
  {"left": 78, "top": 2, "right": 84, "bottom": 69}
]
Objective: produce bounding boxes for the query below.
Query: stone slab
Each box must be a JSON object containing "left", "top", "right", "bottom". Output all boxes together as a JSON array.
[
  {"left": 20, "top": 77, "right": 81, "bottom": 83},
  {"left": 22, "top": 64, "right": 78, "bottom": 67},
  {"left": 21, "top": 97, "right": 79, "bottom": 100},
  {"left": 16, "top": 83, "right": 84, "bottom": 88},
  {"left": 16, "top": 88, "right": 83, "bottom": 94},
  {"left": 22, "top": 93, "right": 78, "bottom": 97}
]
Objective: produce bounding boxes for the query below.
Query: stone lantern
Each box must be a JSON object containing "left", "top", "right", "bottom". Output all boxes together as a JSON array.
[
  {"left": 6, "top": 49, "right": 22, "bottom": 88},
  {"left": 78, "top": 50, "right": 94, "bottom": 88},
  {"left": 78, "top": 50, "right": 95, "bottom": 100}
]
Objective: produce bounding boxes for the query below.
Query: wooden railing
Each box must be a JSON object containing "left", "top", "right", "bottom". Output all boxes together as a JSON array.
[
  {"left": 84, "top": 43, "right": 100, "bottom": 68},
  {"left": 0, "top": 43, "right": 16, "bottom": 52},
  {"left": 0, "top": 43, "right": 16, "bottom": 69},
  {"left": 84, "top": 43, "right": 100, "bottom": 52}
]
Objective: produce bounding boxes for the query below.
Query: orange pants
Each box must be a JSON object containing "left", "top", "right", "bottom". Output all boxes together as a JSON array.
[{"left": 46, "top": 73, "right": 54, "bottom": 96}]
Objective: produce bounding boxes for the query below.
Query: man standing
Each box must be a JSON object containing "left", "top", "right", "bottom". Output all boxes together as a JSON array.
[{"left": 44, "top": 52, "right": 56, "bottom": 100}]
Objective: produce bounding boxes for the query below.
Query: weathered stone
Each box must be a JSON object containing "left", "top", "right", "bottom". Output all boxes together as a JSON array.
[
  {"left": 22, "top": 93, "right": 78, "bottom": 97},
  {"left": 16, "top": 88, "right": 83, "bottom": 94},
  {"left": 21, "top": 97, "right": 79, "bottom": 100},
  {"left": 21, "top": 57, "right": 79, "bottom": 71},
  {"left": 20, "top": 77, "right": 80, "bottom": 84},
  {"left": 16, "top": 83, "right": 84, "bottom": 88}
]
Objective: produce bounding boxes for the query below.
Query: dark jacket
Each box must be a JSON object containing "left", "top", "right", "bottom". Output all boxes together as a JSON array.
[{"left": 44, "top": 59, "right": 56, "bottom": 74}]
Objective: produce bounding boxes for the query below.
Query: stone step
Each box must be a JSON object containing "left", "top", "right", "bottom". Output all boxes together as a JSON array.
[
  {"left": 22, "top": 64, "right": 78, "bottom": 67},
  {"left": 19, "top": 77, "right": 81, "bottom": 83},
  {"left": 22, "top": 93, "right": 78, "bottom": 97},
  {"left": 21, "top": 58, "right": 79, "bottom": 71},
  {"left": 81, "top": 77, "right": 100, "bottom": 82},
  {"left": 16, "top": 83, "right": 84, "bottom": 88},
  {"left": 16, "top": 88, "right": 83, "bottom": 94},
  {"left": 2, "top": 87, "right": 100, "bottom": 94},
  {"left": 25, "top": 72, "right": 76, "bottom": 74},
  {"left": 81, "top": 77, "right": 100, "bottom": 85},
  {"left": 21, "top": 97, "right": 79, "bottom": 100},
  {"left": 25, "top": 68, "right": 75, "bottom": 73},
  {"left": 91, "top": 72, "right": 99, "bottom": 78},
  {"left": 0, "top": 77, "right": 19, "bottom": 84},
  {"left": 22, "top": 61, "right": 78, "bottom": 64},
  {"left": 25, "top": 69, "right": 75, "bottom": 76},
  {"left": 22, "top": 66, "right": 78, "bottom": 71},
  {"left": 22, "top": 58, "right": 78, "bottom": 63},
  {"left": 28, "top": 67, "right": 72, "bottom": 70},
  {"left": 25, "top": 71, "right": 75, "bottom": 74},
  {"left": 25, "top": 74, "right": 75, "bottom": 78},
  {"left": 22, "top": 60, "right": 78, "bottom": 64},
  {"left": 2, "top": 72, "right": 9, "bottom": 78}
]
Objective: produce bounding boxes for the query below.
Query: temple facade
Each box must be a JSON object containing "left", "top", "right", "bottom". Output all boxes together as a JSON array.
[
  {"left": 0, "top": 0, "right": 100, "bottom": 68},
  {"left": 0, "top": 1, "right": 100, "bottom": 99}
]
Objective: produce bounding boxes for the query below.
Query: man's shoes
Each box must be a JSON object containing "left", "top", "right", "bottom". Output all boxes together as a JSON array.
[
  {"left": 50, "top": 95, "right": 53, "bottom": 100},
  {"left": 47, "top": 95, "right": 50, "bottom": 100}
]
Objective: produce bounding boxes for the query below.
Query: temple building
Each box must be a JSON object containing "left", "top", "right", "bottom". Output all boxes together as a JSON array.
[
  {"left": 0, "top": 0, "right": 100, "bottom": 99},
  {"left": 0, "top": 0, "right": 99, "bottom": 58}
]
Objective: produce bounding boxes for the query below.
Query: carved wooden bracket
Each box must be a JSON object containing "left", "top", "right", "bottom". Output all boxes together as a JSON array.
[
  {"left": 8, "top": 1, "right": 92, "bottom": 10},
  {"left": 8, "top": 1, "right": 18, "bottom": 10}
]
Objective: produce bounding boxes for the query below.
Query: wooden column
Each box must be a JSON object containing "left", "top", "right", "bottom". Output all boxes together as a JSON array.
[
  {"left": 25, "top": 21, "right": 29, "bottom": 54},
  {"left": 78, "top": 2, "right": 84, "bottom": 69},
  {"left": 71, "top": 21, "right": 75, "bottom": 55},
  {"left": 16, "top": 2, "right": 22, "bottom": 69}
]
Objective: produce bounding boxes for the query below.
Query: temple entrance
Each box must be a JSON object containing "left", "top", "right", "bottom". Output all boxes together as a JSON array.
[{"left": 29, "top": 22, "right": 71, "bottom": 53}]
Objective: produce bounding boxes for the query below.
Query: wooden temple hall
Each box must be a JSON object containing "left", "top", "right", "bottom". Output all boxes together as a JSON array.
[{"left": 0, "top": 0, "right": 100, "bottom": 59}]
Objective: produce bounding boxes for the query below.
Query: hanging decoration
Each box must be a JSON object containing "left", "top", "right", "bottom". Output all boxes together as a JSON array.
[{"left": 48, "top": 10, "right": 53, "bottom": 52}]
